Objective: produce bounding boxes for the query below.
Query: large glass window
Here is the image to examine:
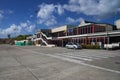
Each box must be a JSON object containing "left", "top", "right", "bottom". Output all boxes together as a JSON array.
[
  {"left": 80, "top": 28, "right": 82, "bottom": 34},
  {"left": 88, "top": 26, "right": 90, "bottom": 33},
  {"left": 73, "top": 28, "right": 77, "bottom": 35},
  {"left": 68, "top": 28, "right": 73, "bottom": 35},
  {"left": 78, "top": 28, "right": 80, "bottom": 34}
]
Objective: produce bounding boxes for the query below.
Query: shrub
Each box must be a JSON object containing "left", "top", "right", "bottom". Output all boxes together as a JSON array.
[{"left": 81, "top": 44, "right": 100, "bottom": 49}]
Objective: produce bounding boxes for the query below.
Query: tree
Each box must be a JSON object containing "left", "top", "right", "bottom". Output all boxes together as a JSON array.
[{"left": 14, "top": 34, "right": 32, "bottom": 40}]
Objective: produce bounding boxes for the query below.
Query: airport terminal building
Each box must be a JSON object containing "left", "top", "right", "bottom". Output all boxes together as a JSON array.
[{"left": 27, "top": 20, "right": 120, "bottom": 47}]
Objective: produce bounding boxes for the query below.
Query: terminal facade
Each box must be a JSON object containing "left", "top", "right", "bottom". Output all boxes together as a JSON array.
[{"left": 27, "top": 20, "right": 120, "bottom": 47}]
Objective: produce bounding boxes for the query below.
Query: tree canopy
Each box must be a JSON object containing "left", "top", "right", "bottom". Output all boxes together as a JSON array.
[{"left": 14, "top": 34, "right": 32, "bottom": 40}]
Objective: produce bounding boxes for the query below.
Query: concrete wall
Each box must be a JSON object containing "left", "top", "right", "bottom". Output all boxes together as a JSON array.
[
  {"left": 115, "top": 19, "right": 120, "bottom": 29},
  {"left": 52, "top": 25, "right": 67, "bottom": 33},
  {"left": 97, "top": 24, "right": 113, "bottom": 31}
]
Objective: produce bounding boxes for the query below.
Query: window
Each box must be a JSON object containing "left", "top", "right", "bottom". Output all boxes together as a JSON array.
[
  {"left": 68, "top": 28, "right": 73, "bottom": 35},
  {"left": 37, "top": 34, "right": 40, "bottom": 38},
  {"left": 88, "top": 26, "right": 90, "bottom": 33}
]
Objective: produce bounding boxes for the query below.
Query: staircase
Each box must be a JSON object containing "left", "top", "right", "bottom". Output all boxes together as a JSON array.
[{"left": 40, "top": 32, "right": 55, "bottom": 47}]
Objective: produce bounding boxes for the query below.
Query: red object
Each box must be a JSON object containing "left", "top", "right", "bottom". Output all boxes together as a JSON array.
[{"left": 92, "top": 25, "right": 94, "bottom": 33}]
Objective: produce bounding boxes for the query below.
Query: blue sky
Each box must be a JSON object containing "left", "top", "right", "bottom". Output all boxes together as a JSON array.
[{"left": 0, "top": 0, "right": 120, "bottom": 38}]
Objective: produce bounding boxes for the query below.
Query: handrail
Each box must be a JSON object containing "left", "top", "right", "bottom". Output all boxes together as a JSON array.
[
  {"left": 33, "top": 38, "right": 48, "bottom": 46},
  {"left": 40, "top": 32, "right": 56, "bottom": 46},
  {"left": 41, "top": 35, "right": 48, "bottom": 43},
  {"left": 40, "top": 32, "right": 50, "bottom": 46},
  {"left": 41, "top": 32, "right": 47, "bottom": 39},
  {"left": 41, "top": 32, "right": 52, "bottom": 39},
  {"left": 41, "top": 38, "right": 48, "bottom": 46}
]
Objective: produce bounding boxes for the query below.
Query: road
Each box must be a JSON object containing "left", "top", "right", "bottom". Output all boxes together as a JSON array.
[{"left": 0, "top": 45, "right": 120, "bottom": 80}]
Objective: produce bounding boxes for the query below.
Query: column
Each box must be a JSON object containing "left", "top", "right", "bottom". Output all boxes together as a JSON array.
[
  {"left": 77, "top": 28, "right": 79, "bottom": 35},
  {"left": 104, "top": 37, "right": 106, "bottom": 44},
  {"left": 92, "top": 25, "right": 94, "bottom": 33}
]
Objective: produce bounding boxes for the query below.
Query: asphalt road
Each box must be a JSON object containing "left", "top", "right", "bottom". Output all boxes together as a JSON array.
[{"left": 0, "top": 44, "right": 120, "bottom": 80}]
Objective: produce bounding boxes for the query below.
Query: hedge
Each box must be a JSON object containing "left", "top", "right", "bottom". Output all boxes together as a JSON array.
[{"left": 81, "top": 44, "right": 100, "bottom": 49}]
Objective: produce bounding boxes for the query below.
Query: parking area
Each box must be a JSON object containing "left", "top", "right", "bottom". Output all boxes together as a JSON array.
[
  {"left": 17, "top": 46, "right": 120, "bottom": 71},
  {"left": 0, "top": 45, "right": 120, "bottom": 80}
]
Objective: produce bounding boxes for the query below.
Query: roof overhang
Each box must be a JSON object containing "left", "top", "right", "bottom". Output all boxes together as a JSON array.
[{"left": 52, "top": 25, "right": 67, "bottom": 33}]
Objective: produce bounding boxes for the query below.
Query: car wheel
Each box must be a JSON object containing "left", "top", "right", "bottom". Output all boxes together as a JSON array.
[
  {"left": 73, "top": 47, "right": 76, "bottom": 49},
  {"left": 66, "top": 46, "right": 69, "bottom": 49}
]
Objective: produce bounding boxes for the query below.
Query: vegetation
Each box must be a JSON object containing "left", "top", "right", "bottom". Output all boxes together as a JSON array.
[
  {"left": 13, "top": 34, "right": 32, "bottom": 40},
  {"left": 81, "top": 44, "right": 100, "bottom": 49},
  {"left": 0, "top": 34, "right": 32, "bottom": 44}
]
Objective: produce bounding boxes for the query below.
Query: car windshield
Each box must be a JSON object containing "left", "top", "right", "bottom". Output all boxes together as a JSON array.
[
  {"left": 67, "top": 42, "right": 73, "bottom": 45},
  {"left": 74, "top": 43, "right": 79, "bottom": 45}
]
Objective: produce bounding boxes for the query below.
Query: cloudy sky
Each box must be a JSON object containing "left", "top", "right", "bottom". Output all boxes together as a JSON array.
[{"left": 0, "top": 0, "right": 120, "bottom": 38}]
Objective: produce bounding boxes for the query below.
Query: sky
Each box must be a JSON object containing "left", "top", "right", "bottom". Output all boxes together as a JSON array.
[{"left": 0, "top": 0, "right": 120, "bottom": 38}]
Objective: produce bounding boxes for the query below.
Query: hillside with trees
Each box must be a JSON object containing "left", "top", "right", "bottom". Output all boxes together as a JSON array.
[{"left": 0, "top": 34, "right": 32, "bottom": 44}]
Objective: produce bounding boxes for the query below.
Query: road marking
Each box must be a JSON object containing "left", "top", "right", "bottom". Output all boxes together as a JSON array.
[
  {"left": 60, "top": 52, "right": 120, "bottom": 60},
  {"left": 58, "top": 53, "right": 101, "bottom": 60},
  {"left": 55, "top": 53, "right": 92, "bottom": 61},
  {"left": 16, "top": 47, "right": 120, "bottom": 74},
  {"left": 46, "top": 53, "right": 120, "bottom": 74}
]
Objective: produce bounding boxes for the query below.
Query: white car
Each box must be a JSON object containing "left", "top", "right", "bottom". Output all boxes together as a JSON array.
[
  {"left": 65, "top": 42, "right": 81, "bottom": 49},
  {"left": 104, "top": 43, "right": 120, "bottom": 49}
]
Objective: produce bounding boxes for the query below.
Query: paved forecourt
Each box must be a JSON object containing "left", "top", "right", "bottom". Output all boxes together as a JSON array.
[{"left": 0, "top": 45, "right": 120, "bottom": 80}]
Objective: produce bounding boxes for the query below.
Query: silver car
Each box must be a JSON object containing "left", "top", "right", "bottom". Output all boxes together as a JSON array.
[{"left": 65, "top": 42, "right": 81, "bottom": 49}]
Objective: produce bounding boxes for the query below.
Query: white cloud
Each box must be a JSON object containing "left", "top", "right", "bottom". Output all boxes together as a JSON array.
[
  {"left": 0, "top": 13, "right": 3, "bottom": 19},
  {"left": 66, "top": 17, "right": 83, "bottom": 23},
  {"left": 7, "top": 10, "right": 13, "bottom": 14},
  {"left": 20, "top": 21, "right": 35, "bottom": 32},
  {"left": 56, "top": 4, "right": 64, "bottom": 15},
  {"left": 20, "top": 23, "right": 28, "bottom": 28},
  {"left": 37, "top": 4, "right": 55, "bottom": 19},
  {"left": 64, "top": 0, "right": 120, "bottom": 16},
  {"left": 0, "top": 21, "right": 35, "bottom": 37},
  {"left": 37, "top": 3, "right": 64, "bottom": 26},
  {"left": 30, "top": 15, "right": 33, "bottom": 18},
  {"left": 0, "top": 10, "right": 13, "bottom": 22},
  {"left": 0, "top": 10, "right": 4, "bottom": 20},
  {"left": 0, "top": 24, "right": 21, "bottom": 36},
  {"left": 28, "top": 25, "right": 35, "bottom": 32},
  {"left": 45, "top": 17, "right": 57, "bottom": 26}
]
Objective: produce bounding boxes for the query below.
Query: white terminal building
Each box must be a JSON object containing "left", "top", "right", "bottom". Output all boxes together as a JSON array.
[{"left": 27, "top": 20, "right": 120, "bottom": 48}]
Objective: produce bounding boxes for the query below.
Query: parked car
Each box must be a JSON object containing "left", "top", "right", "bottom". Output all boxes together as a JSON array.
[
  {"left": 65, "top": 42, "right": 81, "bottom": 49},
  {"left": 104, "top": 43, "right": 120, "bottom": 50}
]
